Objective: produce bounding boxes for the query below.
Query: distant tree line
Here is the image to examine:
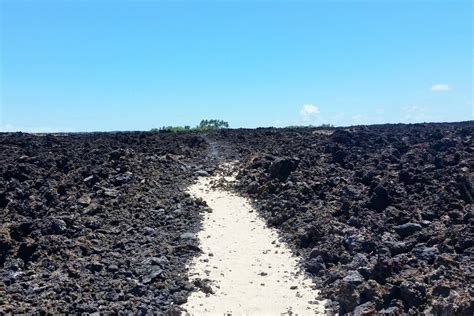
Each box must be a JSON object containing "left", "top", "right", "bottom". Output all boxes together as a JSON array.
[
  {"left": 150, "top": 119, "right": 229, "bottom": 133},
  {"left": 150, "top": 120, "right": 334, "bottom": 132},
  {"left": 284, "top": 123, "right": 335, "bottom": 129}
]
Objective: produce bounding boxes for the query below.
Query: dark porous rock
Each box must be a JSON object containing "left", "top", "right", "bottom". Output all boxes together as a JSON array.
[
  {"left": 359, "top": 280, "right": 384, "bottom": 308},
  {"left": 16, "top": 242, "right": 38, "bottom": 265},
  {"left": 347, "top": 216, "right": 361, "bottom": 227},
  {"left": 421, "top": 209, "right": 437, "bottom": 221},
  {"left": 0, "top": 236, "right": 12, "bottom": 264},
  {"left": 385, "top": 240, "right": 413, "bottom": 255},
  {"left": 344, "top": 234, "right": 376, "bottom": 254},
  {"left": 113, "top": 173, "right": 134, "bottom": 186},
  {"left": 342, "top": 270, "right": 365, "bottom": 285},
  {"left": 85, "top": 218, "right": 101, "bottom": 229},
  {"left": 353, "top": 301, "right": 376, "bottom": 315},
  {"left": 394, "top": 222, "right": 422, "bottom": 238},
  {"left": 109, "top": 149, "right": 126, "bottom": 161},
  {"left": 368, "top": 185, "right": 391, "bottom": 211},
  {"left": 400, "top": 281, "right": 427, "bottom": 307},
  {"left": 0, "top": 191, "right": 9, "bottom": 208},
  {"left": 0, "top": 131, "right": 208, "bottom": 313},
  {"left": 431, "top": 289, "right": 473, "bottom": 315},
  {"left": 247, "top": 181, "right": 260, "bottom": 194},
  {"left": 330, "top": 129, "right": 355, "bottom": 145},
  {"left": 269, "top": 157, "right": 300, "bottom": 181},
  {"left": 435, "top": 254, "right": 458, "bottom": 267},
  {"left": 107, "top": 264, "right": 119, "bottom": 272},
  {"left": 86, "top": 262, "right": 103, "bottom": 273},
  {"left": 378, "top": 306, "right": 402, "bottom": 314},
  {"left": 414, "top": 245, "right": 439, "bottom": 264},
  {"left": 431, "top": 283, "right": 451, "bottom": 298},
  {"left": 371, "top": 255, "right": 393, "bottom": 283},
  {"left": 338, "top": 281, "right": 360, "bottom": 313},
  {"left": 205, "top": 128, "right": 465, "bottom": 313},
  {"left": 2, "top": 122, "right": 473, "bottom": 313},
  {"left": 347, "top": 253, "right": 369, "bottom": 270},
  {"left": 193, "top": 278, "right": 214, "bottom": 294},
  {"left": 103, "top": 189, "right": 119, "bottom": 198},
  {"left": 305, "top": 256, "right": 326, "bottom": 274},
  {"left": 457, "top": 174, "right": 473, "bottom": 203},
  {"left": 51, "top": 218, "right": 67, "bottom": 234},
  {"left": 141, "top": 267, "right": 163, "bottom": 284},
  {"left": 144, "top": 256, "right": 170, "bottom": 267},
  {"left": 194, "top": 169, "right": 210, "bottom": 177},
  {"left": 332, "top": 149, "right": 348, "bottom": 164},
  {"left": 309, "top": 246, "right": 339, "bottom": 263},
  {"left": 172, "top": 291, "right": 188, "bottom": 305}
]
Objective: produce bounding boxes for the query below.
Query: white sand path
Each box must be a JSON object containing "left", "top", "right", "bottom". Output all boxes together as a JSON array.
[{"left": 183, "top": 169, "right": 326, "bottom": 315}]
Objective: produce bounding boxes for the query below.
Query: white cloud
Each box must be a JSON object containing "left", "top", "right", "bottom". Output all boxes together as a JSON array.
[
  {"left": 300, "top": 104, "right": 320, "bottom": 120},
  {"left": 430, "top": 83, "right": 451, "bottom": 91}
]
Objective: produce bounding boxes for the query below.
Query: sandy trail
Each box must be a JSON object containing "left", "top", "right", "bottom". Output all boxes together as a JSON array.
[{"left": 183, "top": 168, "right": 326, "bottom": 315}]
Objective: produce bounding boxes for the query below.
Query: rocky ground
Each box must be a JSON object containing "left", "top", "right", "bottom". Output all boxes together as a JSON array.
[
  {"left": 212, "top": 122, "right": 473, "bottom": 314},
  {"left": 0, "top": 132, "right": 212, "bottom": 313},
  {"left": 1, "top": 122, "right": 473, "bottom": 314}
]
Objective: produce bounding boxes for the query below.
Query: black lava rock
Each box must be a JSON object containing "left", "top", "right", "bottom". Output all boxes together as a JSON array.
[{"left": 394, "top": 223, "right": 422, "bottom": 238}]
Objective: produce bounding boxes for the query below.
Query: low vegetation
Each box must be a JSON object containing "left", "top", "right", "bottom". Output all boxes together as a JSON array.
[
  {"left": 284, "top": 123, "right": 335, "bottom": 129},
  {"left": 151, "top": 119, "right": 229, "bottom": 133}
]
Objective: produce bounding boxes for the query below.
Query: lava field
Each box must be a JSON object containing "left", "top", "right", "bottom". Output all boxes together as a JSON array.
[
  {"left": 0, "top": 132, "right": 211, "bottom": 313},
  {"left": 1, "top": 122, "right": 473, "bottom": 314}
]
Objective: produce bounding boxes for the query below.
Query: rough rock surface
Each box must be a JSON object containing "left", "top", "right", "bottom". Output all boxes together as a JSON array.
[
  {"left": 211, "top": 122, "right": 473, "bottom": 314},
  {"left": 1, "top": 122, "right": 473, "bottom": 314},
  {"left": 0, "top": 132, "right": 209, "bottom": 313}
]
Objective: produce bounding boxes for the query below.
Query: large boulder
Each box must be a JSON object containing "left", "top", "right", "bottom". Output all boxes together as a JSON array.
[{"left": 269, "top": 157, "right": 299, "bottom": 181}]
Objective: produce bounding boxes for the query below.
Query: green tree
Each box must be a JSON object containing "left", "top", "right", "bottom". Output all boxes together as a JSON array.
[{"left": 198, "top": 119, "right": 229, "bottom": 130}]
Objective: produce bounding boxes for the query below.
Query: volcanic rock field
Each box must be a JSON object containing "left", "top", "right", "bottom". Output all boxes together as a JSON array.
[{"left": 1, "top": 122, "right": 473, "bottom": 314}]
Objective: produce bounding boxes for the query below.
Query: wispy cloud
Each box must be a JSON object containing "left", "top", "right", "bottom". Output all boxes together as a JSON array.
[
  {"left": 402, "top": 105, "right": 429, "bottom": 122},
  {"left": 430, "top": 83, "right": 451, "bottom": 92},
  {"left": 300, "top": 104, "right": 320, "bottom": 121}
]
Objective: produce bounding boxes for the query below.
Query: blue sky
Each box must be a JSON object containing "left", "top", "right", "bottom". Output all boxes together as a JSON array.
[{"left": 1, "top": 0, "right": 472, "bottom": 132}]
